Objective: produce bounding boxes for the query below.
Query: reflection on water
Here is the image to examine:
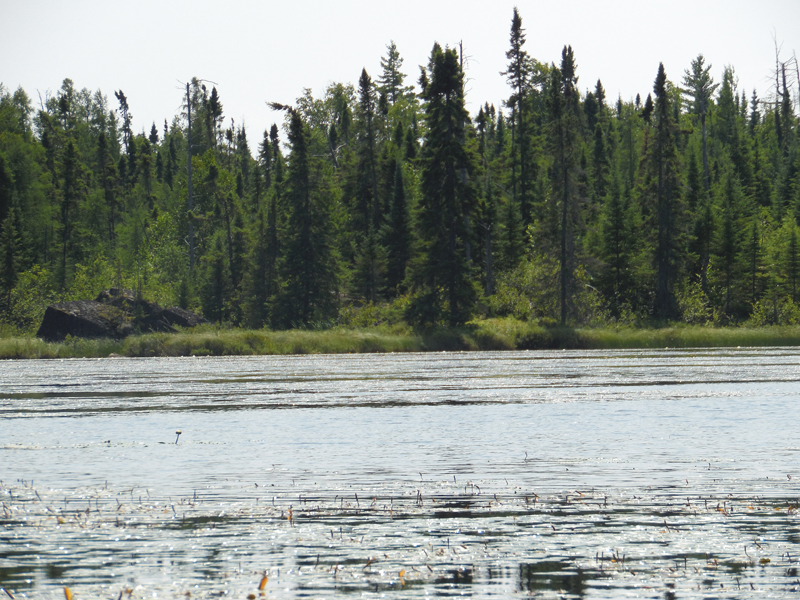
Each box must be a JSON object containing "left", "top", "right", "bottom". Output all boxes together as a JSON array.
[{"left": 1, "top": 348, "right": 799, "bottom": 598}]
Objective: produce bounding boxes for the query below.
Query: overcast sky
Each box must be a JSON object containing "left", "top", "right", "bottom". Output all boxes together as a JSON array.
[{"left": 3, "top": 0, "right": 799, "bottom": 144}]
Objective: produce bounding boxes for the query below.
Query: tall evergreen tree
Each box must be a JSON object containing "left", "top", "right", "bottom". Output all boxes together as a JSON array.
[
  {"left": 356, "top": 69, "right": 380, "bottom": 232},
  {"left": 648, "top": 63, "right": 683, "bottom": 320},
  {"left": 208, "top": 87, "right": 223, "bottom": 148},
  {"left": 407, "top": 46, "right": 477, "bottom": 326},
  {"left": 59, "top": 139, "right": 85, "bottom": 288},
  {"left": 714, "top": 171, "right": 746, "bottom": 316},
  {"left": 242, "top": 210, "right": 271, "bottom": 327},
  {"left": 378, "top": 41, "right": 408, "bottom": 105},
  {"left": 0, "top": 208, "right": 21, "bottom": 314},
  {"left": 96, "top": 131, "right": 118, "bottom": 243},
  {"left": 383, "top": 162, "right": 411, "bottom": 294},
  {"left": 547, "top": 46, "right": 582, "bottom": 325},
  {"left": 686, "top": 147, "right": 714, "bottom": 292},
  {"left": 114, "top": 90, "right": 132, "bottom": 155},
  {"left": 598, "top": 176, "right": 634, "bottom": 318},
  {"left": 502, "top": 8, "right": 533, "bottom": 227},
  {"left": 787, "top": 224, "right": 799, "bottom": 302},
  {"left": 272, "top": 107, "right": 338, "bottom": 327},
  {"left": 200, "top": 235, "right": 228, "bottom": 324}
]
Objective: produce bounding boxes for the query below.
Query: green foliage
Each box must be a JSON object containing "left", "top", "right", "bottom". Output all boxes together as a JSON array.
[
  {"left": 406, "top": 45, "right": 478, "bottom": 326},
  {"left": 273, "top": 110, "right": 339, "bottom": 328},
  {"left": 6, "top": 265, "right": 57, "bottom": 333},
  {"left": 0, "top": 17, "right": 799, "bottom": 338},
  {"left": 487, "top": 256, "right": 558, "bottom": 322},
  {"left": 676, "top": 279, "right": 716, "bottom": 325},
  {"left": 749, "top": 296, "right": 800, "bottom": 326}
]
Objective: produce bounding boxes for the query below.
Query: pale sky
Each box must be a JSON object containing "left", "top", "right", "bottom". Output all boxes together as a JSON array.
[{"left": 2, "top": 0, "right": 799, "bottom": 146}]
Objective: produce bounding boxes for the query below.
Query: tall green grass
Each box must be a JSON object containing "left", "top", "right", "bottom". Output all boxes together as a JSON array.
[
  {"left": 576, "top": 325, "right": 800, "bottom": 349},
  {"left": 3, "top": 320, "right": 800, "bottom": 359},
  {"left": 0, "top": 335, "right": 125, "bottom": 359},
  {"left": 120, "top": 326, "right": 423, "bottom": 357}
]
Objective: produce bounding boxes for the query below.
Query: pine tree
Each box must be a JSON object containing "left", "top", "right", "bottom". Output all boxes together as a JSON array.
[
  {"left": 714, "top": 171, "right": 745, "bottom": 317},
  {"left": 592, "top": 122, "right": 609, "bottom": 203},
  {"left": 686, "top": 147, "right": 714, "bottom": 292},
  {"left": 208, "top": 87, "right": 223, "bottom": 148},
  {"left": 502, "top": 8, "right": 533, "bottom": 226},
  {"left": 406, "top": 45, "right": 477, "bottom": 326},
  {"left": 786, "top": 221, "right": 800, "bottom": 302},
  {"left": 0, "top": 154, "right": 13, "bottom": 225},
  {"left": 746, "top": 213, "right": 762, "bottom": 306},
  {"left": 274, "top": 108, "right": 338, "bottom": 328},
  {"left": 598, "top": 177, "right": 634, "bottom": 318},
  {"left": 478, "top": 174, "right": 498, "bottom": 296},
  {"left": 59, "top": 139, "right": 84, "bottom": 288},
  {"left": 378, "top": 41, "right": 408, "bottom": 105},
  {"left": 258, "top": 129, "right": 273, "bottom": 189},
  {"left": 114, "top": 90, "right": 133, "bottom": 155},
  {"left": 715, "top": 66, "right": 737, "bottom": 147},
  {"left": 547, "top": 46, "right": 582, "bottom": 326},
  {"left": 200, "top": 235, "right": 228, "bottom": 324},
  {"left": 353, "top": 225, "right": 387, "bottom": 303},
  {"left": 0, "top": 209, "right": 20, "bottom": 314},
  {"left": 96, "top": 131, "right": 119, "bottom": 243},
  {"left": 243, "top": 210, "right": 271, "bottom": 327},
  {"left": 383, "top": 162, "right": 411, "bottom": 294},
  {"left": 584, "top": 91, "right": 598, "bottom": 132},
  {"left": 148, "top": 123, "right": 159, "bottom": 145},
  {"left": 165, "top": 137, "right": 177, "bottom": 189},
  {"left": 648, "top": 63, "right": 683, "bottom": 320},
  {"left": 749, "top": 90, "right": 761, "bottom": 135},
  {"left": 356, "top": 69, "right": 380, "bottom": 232}
]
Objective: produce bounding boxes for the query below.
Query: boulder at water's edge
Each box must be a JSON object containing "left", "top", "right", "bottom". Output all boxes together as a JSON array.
[{"left": 36, "top": 289, "right": 206, "bottom": 341}]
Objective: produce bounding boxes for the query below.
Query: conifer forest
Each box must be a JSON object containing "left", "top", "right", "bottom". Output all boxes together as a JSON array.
[{"left": 2, "top": 9, "right": 800, "bottom": 334}]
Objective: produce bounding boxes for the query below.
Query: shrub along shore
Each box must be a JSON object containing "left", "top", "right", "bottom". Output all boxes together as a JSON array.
[{"left": 2, "top": 319, "right": 800, "bottom": 359}]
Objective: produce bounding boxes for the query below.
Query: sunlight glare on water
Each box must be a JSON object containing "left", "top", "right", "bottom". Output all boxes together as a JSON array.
[{"left": 1, "top": 348, "right": 799, "bottom": 598}]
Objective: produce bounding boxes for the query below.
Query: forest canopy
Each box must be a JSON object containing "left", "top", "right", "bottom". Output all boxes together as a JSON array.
[{"left": 1, "top": 9, "right": 799, "bottom": 334}]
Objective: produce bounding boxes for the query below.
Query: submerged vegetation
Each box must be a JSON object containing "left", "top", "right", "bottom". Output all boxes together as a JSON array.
[
  {"left": 2, "top": 478, "right": 799, "bottom": 597},
  {"left": 1, "top": 9, "right": 800, "bottom": 343}
]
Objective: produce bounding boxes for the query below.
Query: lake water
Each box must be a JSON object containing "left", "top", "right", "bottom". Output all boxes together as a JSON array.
[{"left": 1, "top": 348, "right": 799, "bottom": 598}]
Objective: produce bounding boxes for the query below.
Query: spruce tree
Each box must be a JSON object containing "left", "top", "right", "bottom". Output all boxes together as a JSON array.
[
  {"left": 149, "top": 123, "right": 159, "bottom": 145},
  {"left": 200, "top": 235, "right": 228, "bottom": 324},
  {"left": 686, "top": 147, "right": 714, "bottom": 292},
  {"left": 378, "top": 41, "right": 408, "bottom": 105},
  {"left": 714, "top": 171, "right": 745, "bottom": 316},
  {"left": 547, "top": 46, "right": 582, "bottom": 326},
  {"left": 598, "top": 176, "right": 634, "bottom": 318},
  {"left": 356, "top": 69, "right": 380, "bottom": 232},
  {"left": 648, "top": 63, "right": 683, "bottom": 320},
  {"left": 0, "top": 154, "right": 13, "bottom": 224},
  {"left": 258, "top": 129, "right": 273, "bottom": 189},
  {"left": 96, "top": 131, "right": 118, "bottom": 243},
  {"left": 243, "top": 210, "right": 271, "bottom": 328},
  {"left": 59, "top": 139, "right": 84, "bottom": 288},
  {"left": 502, "top": 8, "right": 533, "bottom": 226},
  {"left": 786, "top": 221, "right": 800, "bottom": 303},
  {"left": 274, "top": 109, "right": 338, "bottom": 328},
  {"left": 746, "top": 213, "right": 762, "bottom": 306},
  {"left": 383, "top": 162, "right": 411, "bottom": 294},
  {"left": 0, "top": 209, "right": 20, "bottom": 314},
  {"left": 406, "top": 46, "right": 477, "bottom": 326},
  {"left": 353, "top": 225, "right": 387, "bottom": 303}
]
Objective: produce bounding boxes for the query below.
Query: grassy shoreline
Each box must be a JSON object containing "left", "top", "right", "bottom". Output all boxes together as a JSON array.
[{"left": 3, "top": 319, "right": 800, "bottom": 359}]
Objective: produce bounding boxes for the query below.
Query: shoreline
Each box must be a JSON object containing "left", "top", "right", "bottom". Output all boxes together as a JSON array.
[{"left": 3, "top": 321, "right": 800, "bottom": 359}]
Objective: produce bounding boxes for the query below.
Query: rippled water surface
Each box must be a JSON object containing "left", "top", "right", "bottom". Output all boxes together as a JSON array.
[{"left": 1, "top": 348, "right": 799, "bottom": 598}]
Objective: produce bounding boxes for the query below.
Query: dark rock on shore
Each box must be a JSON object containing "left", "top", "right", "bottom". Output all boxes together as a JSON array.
[{"left": 36, "top": 288, "right": 206, "bottom": 341}]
